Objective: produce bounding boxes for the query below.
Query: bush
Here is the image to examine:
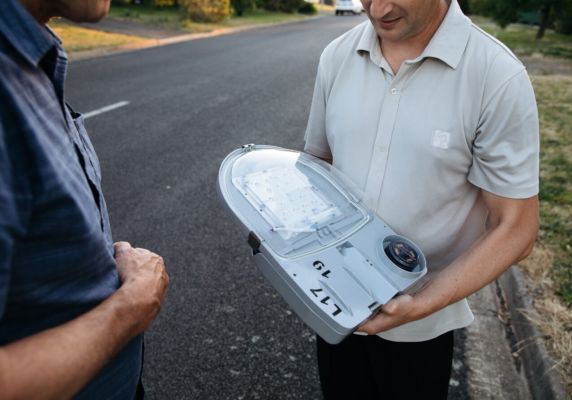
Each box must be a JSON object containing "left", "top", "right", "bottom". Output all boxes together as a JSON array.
[
  {"left": 231, "top": 0, "right": 253, "bottom": 16},
  {"left": 258, "top": 0, "right": 305, "bottom": 13},
  {"left": 298, "top": 2, "right": 317, "bottom": 14},
  {"left": 180, "top": 0, "right": 230, "bottom": 22},
  {"left": 154, "top": 0, "right": 176, "bottom": 6}
]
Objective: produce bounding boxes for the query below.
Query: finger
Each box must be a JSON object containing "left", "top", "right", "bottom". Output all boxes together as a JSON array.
[
  {"left": 382, "top": 294, "right": 413, "bottom": 315},
  {"left": 359, "top": 314, "right": 391, "bottom": 335},
  {"left": 134, "top": 248, "right": 159, "bottom": 259},
  {"left": 114, "top": 241, "right": 132, "bottom": 254},
  {"left": 382, "top": 298, "right": 399, "bottom": 314}
]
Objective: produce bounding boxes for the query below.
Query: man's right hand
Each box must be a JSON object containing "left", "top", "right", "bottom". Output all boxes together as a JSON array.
[
  {"left": 0, "top": 243, "right": 170, "bottom": 400},
  {"left": 113, "top": 242, "right": 169, "bottom": 335}
]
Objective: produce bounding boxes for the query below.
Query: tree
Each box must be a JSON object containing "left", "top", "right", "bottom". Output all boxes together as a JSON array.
[
  {"left": 470, "top": 0, "right": 571, "bottom": 39},
  {"left": 458, "top": 0, "right": 471, "bottom": 14},
  {"left": 554, "top": 0, "right": 572, "bottom": 34},
  {"left": 180, "top": 0, "right": 230, "bottom": 22}
]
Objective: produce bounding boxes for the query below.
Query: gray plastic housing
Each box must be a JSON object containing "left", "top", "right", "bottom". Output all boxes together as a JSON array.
[{"left": 217, "top": 145, "right": 427, "bottom": 344}]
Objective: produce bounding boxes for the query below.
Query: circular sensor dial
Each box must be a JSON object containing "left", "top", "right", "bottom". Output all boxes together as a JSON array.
[{"left": 384, "top": 239, "right": 419, "bottom": 272}]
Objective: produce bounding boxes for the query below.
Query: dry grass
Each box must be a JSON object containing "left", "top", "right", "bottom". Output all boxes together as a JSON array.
[
  {"left": 49, "top": 20, "right": 149, "bottom": 52},
  {"left": 519, "top": 72, "right": 572, "bottom": 393},
  {"left": 471, "top": 15, "right": 572, "bottom": 60},
  {"left": 532, "top": 75, "right": 572, "bottom": 306},
  {"left": 520, "top": 244, "right": 572, "bottom": 394}
]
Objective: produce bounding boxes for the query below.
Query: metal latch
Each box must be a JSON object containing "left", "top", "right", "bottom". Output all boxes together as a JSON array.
[
  {"left": 247, "top": 231, "right": 261, "bottom": 254},
  {"left": 242, "top": 143, "right": 256, "bottom": 153}
]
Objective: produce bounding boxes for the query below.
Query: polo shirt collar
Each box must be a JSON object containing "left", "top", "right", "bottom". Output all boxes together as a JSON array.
[
  {"left": 357, "top": 22, "right": 383, "bottom": 66},
  {"left": 419, "top": 0, "right": 471, "bottom": 69},
  {"left": 356, "top": 0, "right": 471, "bottom": 70},
  {"left": 0, "top": 0, "right": 58, "bottom": 67}
]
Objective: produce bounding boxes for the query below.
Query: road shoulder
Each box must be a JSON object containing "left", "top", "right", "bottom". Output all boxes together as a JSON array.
[{"left": 52, "top": 12, "right": 327, "bottom": 62}]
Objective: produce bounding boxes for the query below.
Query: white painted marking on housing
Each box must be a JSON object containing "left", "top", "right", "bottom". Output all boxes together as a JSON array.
[{"left": 83, "top": 101, "right": 130, "bottom": 119}]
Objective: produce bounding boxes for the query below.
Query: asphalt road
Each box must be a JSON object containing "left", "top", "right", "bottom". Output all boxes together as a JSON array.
[{"left": 66, "top": 15, "right": 469, "bottom": 400}]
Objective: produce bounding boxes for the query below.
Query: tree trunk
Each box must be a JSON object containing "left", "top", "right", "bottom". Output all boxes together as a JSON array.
[{"left": 536, "top": 5, "right": 551, "bottom": 40}]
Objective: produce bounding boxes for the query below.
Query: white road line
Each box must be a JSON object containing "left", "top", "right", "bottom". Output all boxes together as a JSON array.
[{"left": 83, "top": 101, "right": 130, "bottom": 119}]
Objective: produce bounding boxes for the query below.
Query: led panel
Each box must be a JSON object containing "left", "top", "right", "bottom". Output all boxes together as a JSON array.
[{"left": 233, "top": 166, "right": 341, "bottom": 239}]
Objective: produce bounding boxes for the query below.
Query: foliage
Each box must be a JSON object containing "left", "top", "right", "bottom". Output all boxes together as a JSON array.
[
  {"left": 231, "top": 0, "right": 254, "bottom": 16},
  {"left": 458, "top": 0, "right": 471, "bottom": 14},
  {"left": 154, "top": 0, "right": 177, "bottom": 6},
  {"left": 469, "top": 0, "right": 523, "bottom": 27},
  {"left": 473, "top": 15, "right": 572, "bottom": 59},
  {"left": 469, "top": 0, "right": 572, "bottom": 38},
  {"left": 180, "top": 0, "right": 231, "bottom": 22},
  {"left": 256, "top": 0, "right": 305, "bottom": 13},
  {"left": 298, "top": 2, "right": 317, "bottom": 14},
  {"left": 555, "top": 6, "right": 572, "bottom": 34},
  {"left": 109, "top": 3, "right": 186, "bottom": 29}
]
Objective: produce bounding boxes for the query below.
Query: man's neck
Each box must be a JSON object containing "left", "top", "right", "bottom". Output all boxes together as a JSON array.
[{"left": 381, "top": 1, "right": 450, "bottom": 74}]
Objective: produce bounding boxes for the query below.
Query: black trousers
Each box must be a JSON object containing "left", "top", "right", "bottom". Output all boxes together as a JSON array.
[{"left": 317, "top": 331, "right": 454, "bottom": 400}]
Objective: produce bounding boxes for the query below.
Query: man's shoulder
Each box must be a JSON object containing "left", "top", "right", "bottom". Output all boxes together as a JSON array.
[
  {"left": 319, "top": 21, "right": 370, "bottom": 67},
  {"left": 0, "top": 36, "right": 27, "bottom": 86},
  {"left": 0, "top": 42, "right": 21, "bottom": 117},
  {"left": 465, "top": 22, "right": 525, "bottom": 78}
]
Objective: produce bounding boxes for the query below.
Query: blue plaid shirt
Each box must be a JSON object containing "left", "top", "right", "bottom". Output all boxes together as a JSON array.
[{"left": 0, "top": 1, "right": 143, "bottom": 398}]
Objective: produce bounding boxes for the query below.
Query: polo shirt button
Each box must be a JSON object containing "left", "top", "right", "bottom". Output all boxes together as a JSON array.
[{"left": 390, "top": 88, "right": 399, "bottom": 95}]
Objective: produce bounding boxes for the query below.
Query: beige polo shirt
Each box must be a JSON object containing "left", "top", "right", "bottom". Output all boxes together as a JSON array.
[{"left": 304, "top": 0, "right": 539, "bottom": 342}]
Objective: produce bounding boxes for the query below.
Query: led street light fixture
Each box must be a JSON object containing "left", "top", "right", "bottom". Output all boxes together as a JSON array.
[{"left": 217, "top": 145, "right": 427, "bottom": 344}]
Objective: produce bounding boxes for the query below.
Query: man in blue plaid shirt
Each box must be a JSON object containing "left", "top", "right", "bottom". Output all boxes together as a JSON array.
[{"left": 0, "top": 0, "right": 170, "bottom": 398}]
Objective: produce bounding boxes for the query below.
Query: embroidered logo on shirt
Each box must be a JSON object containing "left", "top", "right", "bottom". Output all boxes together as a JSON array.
[{"left": 431, "top": 130, "right": 451, "bottom": 149}]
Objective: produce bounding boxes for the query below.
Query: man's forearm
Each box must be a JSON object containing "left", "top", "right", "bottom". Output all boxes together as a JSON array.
[
  {"left": 358, "top": 193, "right": 538, "bottom": 334},
  {"left": 0, "top": 289, "right": 141, "bottom": 400},
  {"left": 412, "top": 204, "right": 538, "bottom": 320}
]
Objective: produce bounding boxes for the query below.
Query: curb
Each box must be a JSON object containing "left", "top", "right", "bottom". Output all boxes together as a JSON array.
[{"left": 499, "top": 266, "right": 568, "bottom": 400}]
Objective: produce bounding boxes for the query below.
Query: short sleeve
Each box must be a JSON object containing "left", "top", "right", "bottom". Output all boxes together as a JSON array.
[
  {"left": 468, "top": 70, "right": 539, "bottom": 198},
  {"left": 304, "top": 60, "right": 332, "bottom": 160},
  {"left": 0, "top": 116, "right": 31, "bottom": 319}
]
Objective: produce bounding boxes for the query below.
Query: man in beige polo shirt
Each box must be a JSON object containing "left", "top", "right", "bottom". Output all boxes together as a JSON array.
[{"left": 304, "top": 0, "right": 539, "bottom": 398}]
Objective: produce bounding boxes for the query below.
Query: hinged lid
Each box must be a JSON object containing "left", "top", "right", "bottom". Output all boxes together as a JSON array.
[{"left": 218, "top": 145, "right": 370, "bottom": 259}]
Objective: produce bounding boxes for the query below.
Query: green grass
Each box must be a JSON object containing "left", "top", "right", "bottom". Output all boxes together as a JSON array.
[
  {"left": 469, "top": 16, "right": 572, "bottom": 304},
  {"left": 532, "top": 75, "right": 572, "bottom": 304},
  {"left": 108, "top": 4, "right": 186, "bottom": 30},
  {"left": 471, "top": 15, "right": 572, "bottom": 60},
  {"left": 224, "top": 8, "right": 309, "bottom": 27},
  {"left": 108, "top": 4, "right": 311, "bottom": 33}
]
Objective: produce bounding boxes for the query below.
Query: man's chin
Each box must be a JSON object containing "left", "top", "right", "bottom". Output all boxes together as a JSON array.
[
  {"left": 70, "top": 1, "right": 110, "bottom": 23},
  {"left": 87, "top": 4, "right": 111, "bottom": 23}
]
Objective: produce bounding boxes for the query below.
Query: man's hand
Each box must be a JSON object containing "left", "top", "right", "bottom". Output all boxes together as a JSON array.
[
  {"left": 357, "top": 294, "right": 419, "bottom": 335},
  {"left": 0, "top": 243, "right": 170, "bottom": 400},
  {"left": 113, "top": 242, "right": 169, "bottom": 335}
]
